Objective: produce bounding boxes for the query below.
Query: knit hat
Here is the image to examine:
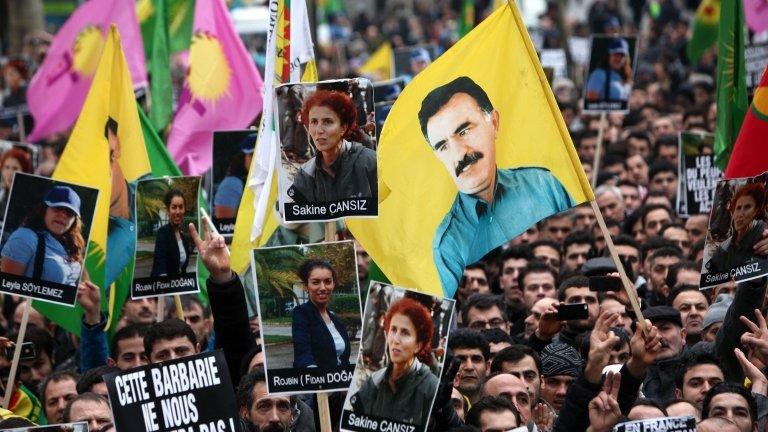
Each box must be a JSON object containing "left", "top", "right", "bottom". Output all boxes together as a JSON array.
[
  {"left": 541, "top": 342, "right": 583, "bottom": 377},
  {"left": 702, "top": 294, "right": 733, "bottom": 330}
]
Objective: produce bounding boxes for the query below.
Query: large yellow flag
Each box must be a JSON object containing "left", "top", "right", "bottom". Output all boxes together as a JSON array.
[
  {"left": 35, "top": 25, "right": 151, "bottom": 333},
  {"left": 360, "top": 42, "right": 393, "bottom": 81},
  {"left": 347, "top": 4, "right": 592, "bottom": 298}
]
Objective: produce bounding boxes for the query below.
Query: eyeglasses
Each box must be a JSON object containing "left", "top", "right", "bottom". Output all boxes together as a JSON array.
[{"left": 469, "top": 318, "right": 507, "bottom": 331}]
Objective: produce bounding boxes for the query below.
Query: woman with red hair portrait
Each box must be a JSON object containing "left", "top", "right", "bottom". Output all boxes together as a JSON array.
[
  {"left": 349, "top": 296, "right": 438, "bottom": 426},
  {"left": 706, "top": 182, "right": 767, "bottom": 275},
  {"left": 0, "top": 148, "right": 32, "bottom": 224},
  {"left": 288, "top": 89, "right": 377, "bottom": 204}
]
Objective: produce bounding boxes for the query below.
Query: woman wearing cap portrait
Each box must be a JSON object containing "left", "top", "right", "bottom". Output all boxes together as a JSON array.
[
  {"left": 585, "top": 38, "right": 633, "bottom": 104},
  {"left": 213, "top": 134, "right": 254, "bottom": 219},
  {"left": 0, "top": 185, "right": 85, "bottom": 285},
  {"left": 151, "top": 189, "right": 192, "bottom": 277},
  {"left": 287, "top": 89, "right": 377, "bottom": 204},
  {"left": 706, "top": 182, "right": 767, "bottom": 275}
]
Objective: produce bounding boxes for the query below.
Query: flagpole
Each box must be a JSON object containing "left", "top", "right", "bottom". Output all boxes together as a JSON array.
[
  {"left": 174, "top": 295, "right": 185, "bottom": 321},
  {"left": 2, "top": 304, "right": 30, "bottom": 408},
  {"left": 590, "top": 112, "right": 607, "bottom": 189},
  {"left": 16, "top": 110, "right": 26, "bottom": 143},
  {"left": 157, "top": 296, "right": 166, "bottom": 322},
  {"left": 589, "top": 200, "right": 646, "bottom": 332},
  {"left": 315, "top": 221, "right": 336, "bottom": 432}
]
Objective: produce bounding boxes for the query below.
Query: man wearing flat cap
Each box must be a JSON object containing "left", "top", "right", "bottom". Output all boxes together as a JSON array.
[{"left": 642, "top": 305, "right": 687, "bottom": 403}]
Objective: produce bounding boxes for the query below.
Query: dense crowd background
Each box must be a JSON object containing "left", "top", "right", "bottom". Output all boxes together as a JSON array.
[{"left": 0, "top": 0, "right": 767, "bottom": 431}]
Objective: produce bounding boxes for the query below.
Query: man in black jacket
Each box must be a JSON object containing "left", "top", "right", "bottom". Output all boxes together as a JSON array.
[{"left": 641, "top": 306, "right": 687, "bottom": 404}]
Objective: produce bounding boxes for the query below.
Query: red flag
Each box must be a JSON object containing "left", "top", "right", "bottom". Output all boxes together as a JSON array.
[{"left": 723, "top": 66, "right": 768, "bottom": 179}]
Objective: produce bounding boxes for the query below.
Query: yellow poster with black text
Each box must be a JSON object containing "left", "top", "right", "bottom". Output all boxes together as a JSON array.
[{"left": 347, "top": 4, "right": 592, "bottom": 297}]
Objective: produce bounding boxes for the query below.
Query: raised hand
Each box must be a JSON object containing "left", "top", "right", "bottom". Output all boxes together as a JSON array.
[
  {"left": 533, "top": 402, "right": 555, "bottom": 432},
  {"left": 189, "top": 218, "right": 232, "bottom": 283},
  {"left": 585, "top": 312, "right": 620, "bottom": 383},
  {"left": 740, "top": 309, "right": 768, "bottom": 364},
  {"left": 588, "top": 371, "right": 622, "bottom": 432},
  {"left": 753, "top": 229, "right": 768, "bottom": 255},
  {"left": 77, "top": 281, "right": 102, "bottom": 325},
  {"left": 535, "top": 302, "right": 564, "bottom": 341},
  {"left": 735, "top": 347, "right": 768, "bottom": 395},
  {"left": 626, "top": 319, "right": 662, "bottom": 378}
]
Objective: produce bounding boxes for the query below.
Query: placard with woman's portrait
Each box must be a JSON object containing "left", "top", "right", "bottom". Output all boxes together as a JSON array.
[
  {"left": 131, "top": 176, "right": 201, "bottom": 298},
  {"left": 340, "top": 282, "right": 455, "bottom": 432},
  {"left": 252, "top": 240, "right": 363, "bottom": 394},
  {"left": 701, "top": 172, "right": 768, "bottom": 288},
  {"left": 275, "top": 78, "right": 377, "bottom": 222},
  {"left": 0, "top": 173, "right": 99, "bottom": 306}
]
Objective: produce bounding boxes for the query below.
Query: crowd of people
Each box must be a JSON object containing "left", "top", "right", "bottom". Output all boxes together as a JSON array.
[{"left": 0, "top": 0, "right": 766, "bottom": 431}]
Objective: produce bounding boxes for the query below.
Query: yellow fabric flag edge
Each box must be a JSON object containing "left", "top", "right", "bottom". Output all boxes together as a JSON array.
[{"left": 502, "top": 1, "right": 594, "bottom": 201}]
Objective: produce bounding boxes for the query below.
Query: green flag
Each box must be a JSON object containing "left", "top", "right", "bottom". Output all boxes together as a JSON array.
[
  {"left": 139, "top": 107, "right": 211, "bottom": 304},
  {"left": 686, "top": 0, "right": 720, "bottom": 63},
  {"left": 140, "top": 106, "right": 179, "bottom": 177},
  {"left": 148, "top": 0, "right": 173, "bottom": 132},
  {"left": 139, "top": 0, "right": 195, "bottom": 55},
  {"left": 459, "top": 0, "right": 476, "bottom": 37},
  {"left": 713, "top": 0, "right": 748, "bottom": 169}
]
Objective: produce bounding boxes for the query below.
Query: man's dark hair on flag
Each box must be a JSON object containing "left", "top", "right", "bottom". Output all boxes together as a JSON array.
[{"left": 418, "top": 76, "right": 494, "bottom": 143}]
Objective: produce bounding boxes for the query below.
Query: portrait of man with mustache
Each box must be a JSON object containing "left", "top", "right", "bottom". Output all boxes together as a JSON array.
[{"left": 418, "top": 76, "right": 576, "bottom": 291}]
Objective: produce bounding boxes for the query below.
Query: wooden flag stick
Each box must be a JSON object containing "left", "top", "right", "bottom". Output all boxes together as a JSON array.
[
  {"left": 157, "top": 296, "right": 166, "bottom": 322},
  {"left": 317, "top": 392, "right": 333, "bottom": 432},
  {"left": 324, "top": 222, "right": 336, "bottom": 242},
  {"left": 590, "top": 200, "right": 647, "bottom": 332},
  {"left": 3, "top": 303, "right": 30, "bottom": 408},
  {"left": 174, "top": 295, "right": 185, "bottom": 321},
  {"left": 315, "top": 220, "right": 336, "bottom": 432},
  {"left": 590, "top": 111, "right": 608, "bottom": 189},
  {"left": 16, "top": 111, "right": 26, "bottom": 143}
]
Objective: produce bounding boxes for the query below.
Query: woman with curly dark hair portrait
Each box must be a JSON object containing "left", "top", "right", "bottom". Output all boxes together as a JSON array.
[{"left": 1, "top": 185, "right": 85, "bottom": 285}]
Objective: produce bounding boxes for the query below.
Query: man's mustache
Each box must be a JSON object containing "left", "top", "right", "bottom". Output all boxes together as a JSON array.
[{"left": 455, "top": 152, "right": 483, "bottom": 177}]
